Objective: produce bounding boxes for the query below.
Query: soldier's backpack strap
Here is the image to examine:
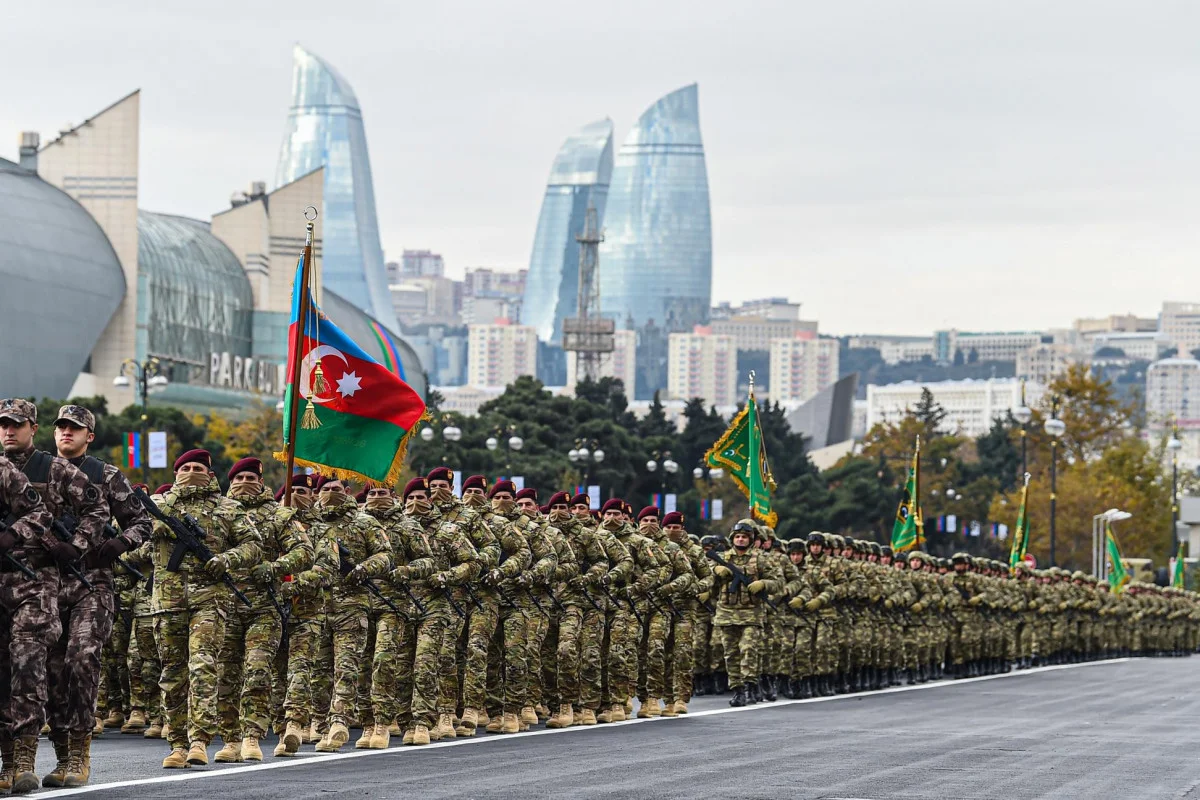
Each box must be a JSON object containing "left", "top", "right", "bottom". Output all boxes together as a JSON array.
[
  {"left": 77, "top": 455, "right": 107, "bottom": 486},
  {"left": 21, "top": 450, "right": 53, "bottom": 486}
]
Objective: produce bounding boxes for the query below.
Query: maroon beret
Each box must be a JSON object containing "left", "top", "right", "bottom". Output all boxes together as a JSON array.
[
  {"left": 547, "top": 491, "right": 571, "bottom": 508},
  {"left": 426, "top": 467, "right": 454, "bottom": 484},
  {"left": 355, "top": 487, "right": 369, "bottom": 503},
  {"left": 662, "top": 511, "right": 685, "bottom": 527},
  {"left": 592, "top": 509, "right": 601, "bottom": 520},
  {"left": 290, "top": 473, "right": 318, "bottom": 490},
  {"left": 515, "top": 487, "right": 538, "bottom": 503},
  {"left": 274, "top": 486, "right": 285, "bottom": 502},
  {"left": 227, "top": 457, "right": 263, "bottom": 481},
  {"left": 602, "top": 498, "right": 625, "bottom": 514},
  {"left": 403, "top": 477, "right": 429, "bottom": 499},
  {"left": 489, "top": 479, "right": 516, "bottom": 498},
  {"left": 315, "top": 475, "right": 345, "bottom": 491},
  {"left": 638, "top": 506, "right": 661, "bottom": 522},
  {"left": 622, "top": 502, "right": 633, "bottom": 517},
  {"left": 570, "top": 493, "right": 591, "bottom": 507},
  {"left": 154, "top": 483, "right": 174, "bottom": 496},
  {"left": 463, "top": 475, "right": 488, "bottom": 493},
  {"left": 173, "top": 449, "right": 211, "bottom": 472}
]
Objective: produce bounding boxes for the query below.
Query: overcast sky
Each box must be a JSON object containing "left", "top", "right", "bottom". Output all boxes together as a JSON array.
[{"left": 4, "top": 0, "right": 1198, "bottom": 336}]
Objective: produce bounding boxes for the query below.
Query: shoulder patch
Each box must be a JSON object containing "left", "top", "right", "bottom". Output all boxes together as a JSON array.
[
  {"left": 23, "top": 486, "right": 39, "bottom": 505},
  {"left": 83, "top": 485, "right": 101, "bottom": 504}
]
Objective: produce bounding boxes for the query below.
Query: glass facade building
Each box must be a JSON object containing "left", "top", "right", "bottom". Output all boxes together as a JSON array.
[
  {"left": 274, "top": 44, "right": 399, "bottom": 331},
  {"left": 599, "top": 84, "right": 712, "bottom": 398},
  {"left": 521, "top": 119, "right": 613, "bottom": 345}
]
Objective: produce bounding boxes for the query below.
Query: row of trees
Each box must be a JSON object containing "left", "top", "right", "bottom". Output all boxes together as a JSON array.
[{"left": 21, "top": 364, "right": 1187, "bottom": 571}]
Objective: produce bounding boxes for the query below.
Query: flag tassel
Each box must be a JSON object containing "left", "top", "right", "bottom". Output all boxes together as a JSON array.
[{"left": 301, "top": 399, "right": 321, "bottom": 430}]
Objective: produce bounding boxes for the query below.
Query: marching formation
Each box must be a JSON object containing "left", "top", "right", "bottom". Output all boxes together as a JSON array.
[{"left": 0, "top": 396, "right": 1197, "bottom": 793}]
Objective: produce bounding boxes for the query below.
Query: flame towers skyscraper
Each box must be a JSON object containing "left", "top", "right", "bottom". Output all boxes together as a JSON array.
[{"left": 274, "top": 44, "right": 398, "bottom": 331}]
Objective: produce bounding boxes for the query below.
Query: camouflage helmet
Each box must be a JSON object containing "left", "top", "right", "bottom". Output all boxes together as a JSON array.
[
  {"left": 786, "top": 538, "right": 805, "bottom": 554},
  {"left": 893, "top": 551, "right": 908, "bottom": 564},
  {"left": 951, "top": 552, "right": 972, "bottom": 565},
  {"left": 1071, "top": 570, "right": 1087, "bottom": 581},
  {"left": 700, "top": 535, "right": 720, "bottom": 548},
  {"left": 881, "top": 545, "right": 894, "bottom": 559},
  {"left": 908, "top": 551, "right": 926, "bottom": 566},
  {"left": 806, "top": 531, "right": 826, "bottom": 546},
  {"left": 731, "top": 519, "right": 757, "bottom": 538}
]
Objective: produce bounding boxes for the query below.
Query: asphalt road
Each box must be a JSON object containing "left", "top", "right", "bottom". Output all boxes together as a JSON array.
[{"left": 37, "top": 657, "right": 1200, "bottom": 799}]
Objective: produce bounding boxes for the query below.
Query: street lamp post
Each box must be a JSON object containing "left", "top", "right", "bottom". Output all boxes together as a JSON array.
[
  {"left": 1013, "top": 381, "right": 1033, "bottom": 481},
  {"left": 113, "top": 357, "right": 168, "bottom": 484},
  {"left": 1169, "top": 425, "right": 1184, "bottom": 555},
  {"left": 693, "top": 464, "right": 725, "bottom": 524},
  {"left": 485, "top": 427, "right": 523, "bottom": 477},
  {"left": 568, "top": 439, "right": 605, "bottom": 487},
  {"left": 646, "top": 450, "right": 679, "bottom": 506},
  {"left": 1044, "top": 395, "right": 1067, "bottom": 566},
  {"left": 418, "top": 416, "right": 463, "bottom": 470}
]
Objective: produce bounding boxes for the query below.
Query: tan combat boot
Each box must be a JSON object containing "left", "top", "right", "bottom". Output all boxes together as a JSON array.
[
  {"left": 578, "top": 708, "right": 597, "bottom": 726},
  {"left": 187, "top": 740, "right": 209, "bottom": 766},
  {"left": 92, "top": 717, "right": 103, "bottom": 736},
  {"left": 596, "top": 707, "right": 612, "bottom": 724},
  {"left": 315, "top": 722, "right": 349, "bottom": 752},
  {"left": 611, "top": 703, "right": 626, "bottom": 722},
  {"left": 304, "top": 722, "right": 321, "bottom": 743},
  {"left": 273, "top": 740, "right": 290, "bottom": 758},
  {"left": 161, "top": 723, "right": 172, "bottom": 740},
  {"left": 103, "top": 710, "right": 126, "bottom": 730},
  {"left": 282, "top": 721, "right": 304, "bottom": 754},
  {"left": 368, "top": 724, "right": 390, "bottom": 749},
  {"left": 477, "top": 709, "right": 491, "bottom": 728},
  {"left": 660, "top": 699, "right": 678, "bottom": 718},
  {"left": 122, "top": 709, "right": 148, "bottom": 734},
  {"left": 354, "top": 726, "right": 372, "bottom": 749},
  {"left": 519, "top": 706, "right": 538, "bottom": 727},
  {"left": 41, "top": 733, "right": 69, "bottom": 788},
  {"left": 11, "top": 735, "right": 41, "bottom": 794},
  {"left": 535, "top": 704, "right": 550, "bottom": 721},
  {"left": 500, "top": 712, "right": 520, "bottom": 734},
  {"left": 558, "top": 704, "right": 574, "bottom": 728},
  {"left": 411, "top": 725, "right": 430, "bottom": 746},
  {"left": 242, "top": 736, "right": 263, "bottom": 762},
  {"left": 624, "top": 698, "right": 634, "bottom": 716},
  {"left": 62, "top": 733, "right": 91, "bottom": 788},
  {"left": 545, "top": 708, "right": 562, "bottom": 729},
  {"left": 388, "top": 721, "right": 401, "bottom": 735},
  {"left": 213, "top": 740, "right": 242, "bottom": 763},
  {"left": 673, "top": 700, "right": 689, "bottom": 715},
  {"left": 144, "top": 718, "right": 164, "bottom": 739},
  {"left": 401, "top": 727, "right": 415, "bottom": 746},
  {"left": 456, "top": 708, "right": 478, "bottom": 737},
  {"left": 0, "top": 739, "right": 14, "bottom": 792},
  {"left": 484, "top": 715, "right": 503, "bottom": 734},
  {"left": 162, "top": 747, "right": 189, "bottom": 769},
  {"left": 435, "top": 713, "right": 456, "bottom": 740}
]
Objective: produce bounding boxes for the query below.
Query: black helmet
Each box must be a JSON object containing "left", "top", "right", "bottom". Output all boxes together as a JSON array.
[
  {"left": 806, "top": 531, "right": 826, "bottom": 545},
  {"left": 786, "top": 538, "right": 805, "bottom": 554}
]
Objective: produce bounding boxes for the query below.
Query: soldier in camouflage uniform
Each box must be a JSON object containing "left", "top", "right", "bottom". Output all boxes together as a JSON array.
[
  {"left": 948, "top": 552, "right": 983, "bottom": 677},
  {"left": 147, "top": 449, "right": 262, "bottom": 769},
  {"left": 634, "top": 507, "right": 695, "bottom": 717},
  {"left": 662, "top": 514, "right": 711, "bottom": 714},
  {"left": 710, "top": 519, "right": 784, "bottom": 707},
  {"left": 427, "top": 467, "right": 497, "bottom": 740},
  {"left": 692, "top": 535, "right": 722, "bottom": 696},
  {"left": 542, "top": 491, "right": 588, "bottom": 729},
  {"left": 1, "top": 399, "right": 110, "bottom": 791},
  {"left": 458, "top": 476, "right": 529, "bottom": 736},
  {"left": 796, "top": 533, "right": 840, "bottom": 696},
  {"left": 782, "top": 539, "right": 815, "bottom": 698},
  {"left": 213, "top": 457, "right": 313, "bottom": 763},
  {"left": 308, "top": 476, "right": 390, "bottom": 752},
  {"left": 46, "top": 404, "right": 151, "bottom": 787}
]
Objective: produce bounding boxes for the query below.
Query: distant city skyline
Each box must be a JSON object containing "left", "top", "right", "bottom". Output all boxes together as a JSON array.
[{"left": 4, "top": 1, "right": 1197, "bottom": 336}]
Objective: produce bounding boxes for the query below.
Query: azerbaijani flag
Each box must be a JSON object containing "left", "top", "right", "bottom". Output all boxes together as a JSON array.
[
  {"left": 275, "top": 255, "right": 427, "bottom": 485},
  {"left": 125, "top": 432, "right": 141, "bottom": 470}
]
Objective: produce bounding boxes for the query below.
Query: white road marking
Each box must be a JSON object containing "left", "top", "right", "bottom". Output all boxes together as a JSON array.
[{"left": 40, "top": 658, "right": 1130, "bottom": 797}]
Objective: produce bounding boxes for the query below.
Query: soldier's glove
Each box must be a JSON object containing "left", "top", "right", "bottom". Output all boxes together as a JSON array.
[
  {"left": 250, "top": 563, "right": 277, "bottom": 584},
  {"left": 600, "top": 571, "right": 617, "bottom": 587},
  {"left": 881, "top": 598, "right": 892, "bottom": 609},
  {"left": 94, "top": 537, "right": 131, "bottom": 566},
  {"left": 911, "top": 602, "right": 924, "bottom": 613},
  {"left": 516, "top": 573, "right": 533, "bottom": 588},
  {"left": 486, "top": 569, "right": 503, "bottom": 586},
  {"left": 278, "top": 581, "right": 298, "bottom": 601},
  {"left": 203, "top": 554, "right": 229, "bottom": 579},
  {"left": 1058, "top": 602, "right": 1069, "bottom": 611},
  {"left": 49, "top": 540, "right": 81, "bottom": 567},
  {"left": 345, "top": 564, "right": 368, "bottom": 587},
  {"left": 697, "top": 591, "right": 711, "bottom": 604},
  {"left": 804, "top": 598, "right": 824, "bottom": 611},
  {"left": 0, "top": 529, "right": 17, "bottom": 554},
  {"left": 788, "top": 596, "right": 806, "bottom": 611},
  {"left": 391, "top": 566, "right": 411, "bottom": 585},
  {"left": 968, "top": 595, "right": 983, "bottom": 607},
  {"left": 747, "top": 580, "right": 767, "bottom": 595},
  {"left": 431, "top": 572, "right": 451, "bottom": 589},
  {"left": 653, "top": 584, "right": 673, "bottom": 600},
  {"left": 568, "top": 576, "right": 588, "bottom": 592},
  {"left": 712, "top": 565, "right": 733, "bottom": 580},
  {"left": 627, "top": 586, "right": 646, "bottom": 601}
]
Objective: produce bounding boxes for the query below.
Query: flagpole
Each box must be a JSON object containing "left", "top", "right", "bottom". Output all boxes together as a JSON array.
[
  {"left": 747, "top": 371, "right": 756, "bottom": 520},
  {"left": 282, "top": 218, "right": 315, "bottom": 506}
]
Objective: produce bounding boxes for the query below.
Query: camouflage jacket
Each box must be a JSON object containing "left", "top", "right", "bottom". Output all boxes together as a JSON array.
[
  {"left": 229, "top": 490, "right": 314, "bottom": 611},
  {"left": 612, "top": 523, "right": 670, "bottom": 604},
  {"left": 672, "top": 533, "right": 714, "bottom": 611},
  {"left": 491, "top": 509, "right": 556, "bottom": 609},
  {"left": 0, "top": 455, "right": 52, "bottom": 562},
  {"left": 435, "top": 497, "right": 499, "bottom": 605},
  {"left": 7, "top": 445, "right": 107, "bottom": 556},
  {"left": 71, "top": 456, "right": 151, "bottom": 584},
  {"left": 554, "top": 515, "right": 605, "bottom": 606},
  {"left": 478, "top": 507, "right": 532, "bottom": 598},
  {"left": 712, "top": 546, "right": 784, "bottom": 626},
  {"left": 316, "top": 497, "right": 391, "bottom": 610},
  {"left": 403, "top": 506, "right": 480, "bottom": 608},
  {"left": 643, "top": 526, "right": 696, "bottom": 603},
  {"left": 149, "top": 479, "right": 262, "bottom": 612}
]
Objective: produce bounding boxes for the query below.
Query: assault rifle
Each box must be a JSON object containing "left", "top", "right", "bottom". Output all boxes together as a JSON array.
[
  {"left": 0, "top": 505, "right": 40, "bottom": 579},
  {"left": 49, "top": 520, "right": 94, "bottom": 591},
  {"left": 63, "top": 513, "right": 146, "bottom": 583},
  {"left": 134, "top": 488, "right": 252, "bottom": 608},
  {"left": 335, "top": 540, "right": 405, "bottom": 617},
  {"left": 705, "top": 549, "right": 777, "bottom": 610}
]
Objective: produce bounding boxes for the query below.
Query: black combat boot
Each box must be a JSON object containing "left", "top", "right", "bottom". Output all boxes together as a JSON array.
[
  {"left": 729, "top": 685, "right": 747, "bottom": 708},
  {"left": 766, "top": 675, "right": 778, "bottom": 702},
  {"left": 693, "top": 674, "right": 708, "bottom": 697},
  {"left": 798, "top": 677, "right": 812, "bottom": 699},
  {"left": 747, "top": 682, "right": 759, "bottom": 704},
  {"left": 716, "top": 672, "right": 729, "bottom": 694}
]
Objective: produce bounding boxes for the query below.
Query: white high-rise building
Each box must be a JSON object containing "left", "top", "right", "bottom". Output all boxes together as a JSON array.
[
  {"left": 866, "top": 378, "right": 1044, "bottom": 438},
  {"left": 1161, "top": 302, "right": 1200, "bottom": 357},
  {"left": 667, "top": 326, "right": 737, "bottom": 407},
  {"left": 1146, "top": 358, "right": 1200, "bottom": 427},
  {"left": 769, "top": 334, "right": 839, "bottom": 403},
  {"left": 467, "top": 322, "right": 538, "bottom": 388},
  {"left": 566, "top": 329, "right": 637, "bottom": 394}
]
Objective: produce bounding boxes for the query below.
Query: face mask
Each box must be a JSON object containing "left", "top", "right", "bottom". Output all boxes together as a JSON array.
[
  {"left": 430, "top": 486, "right": 454, "bottom": 505},
  {"left": 491, "top": 498, "right": 515, "bottom": 514},
  {"left": 319, "top": 490, "right": 347, "bottom": 508},
  {"left": 290, "top": 493, "right": 314, "bottom": 510},
  {"left": 549, "top": 509, "right": 570, "bottom": 524},
  {"left": 602, "top": 518, "right": 622, "bottom": 531},
  {"left": 176, "top": 471, "right": 210, "bottom": 488},
  {"left": 366, "top": 496, "right": 393, "bottom": 511},
  {"left": 406, "top": 498, "right": 433, "bottom": 516},
  {"left": 228, "top": 482, "right": 261, "bottom": 499},
  {"left": 463, "top": 493, "right": 487, "bottom": 508},
  {"left": 639, "top": 521, "right": 660, "bottom": 535}
]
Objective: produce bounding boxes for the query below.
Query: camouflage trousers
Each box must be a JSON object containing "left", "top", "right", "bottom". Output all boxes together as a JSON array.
[
  {"left": 48, "top": 578, "right": 115, "bottom": 736},
  {"left": 216, "top": 602, "right": 281, "bottom": 740},
  {"left": 357, "top": 615, "right": 377, "bottom": 725},
  {"left": 950, "top": 614, "right": 981, "bottom": 665},
  {"left": 547, "top": 604, "right": 584, "bottom": 709},
  {"left": 526, "top": 608, "right": 549, "bottom": 709},
  {"left": 324, "top": 605, "right": 368, "bottom": 728},
  {"left": 437, "top": 611, "right": 464, "bottom": 715},
  {"left": 369, "top": 611, "right": 410, "bottom": 728},
  {"left": 638, "top": 606, "right": 670, "bottom": 701},
  {"left": 718, "top": 624, "right": 763, "bottom": 687},
  {"left": 577, "top": 605, "right": 605, "bottom": 711},
  {"left": 486, "top": 604, "right": 532, "bottom": 715},
  {"left": 462, "top": 598, "right": 499, "bottom": 712},
  {"left": 97, "top": 600, "right": 132, "bottom": 716},
  {"left": 813, "top": 616, "right": 837, "bottom": 676},
  {"left": 282, "top": 607, "right": 323, "bottom": 727},
  {"left": 402, "top": 605, "right": 450, "bottom": 729},
  {"left": 692, "top": 615, "right": 714, "bottom": 676},
  {"left": 604, "top": 608, "right": 640, "bottom": 704},
  {"left": 0, "top": 568, "right": 62, "bottom": 739},
  {"left": 761, "top": 614, "right": 782, "bottom": 676},
  {"left": 539, "top": 610, "right": 562, "bottom": 708},
  {"left": 664, "top": 609, "right": 695, "bottom": 703},
  {"left": 789, "top": 618, "right": 817, "bottom": 679},
  {"left": 133, "top": 614, "right": 161, "bottom": 720},
  {"left": 311, "top": 612, "right": 334, "bottom": 732},
  {"left": 155, "top": 602, "right": 227, "bottom": 749}
]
